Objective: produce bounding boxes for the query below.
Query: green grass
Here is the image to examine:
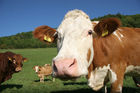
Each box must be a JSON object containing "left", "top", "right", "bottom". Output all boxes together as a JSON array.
[{"left": 0, "top": 48, "right": 140, "bottom": 93}]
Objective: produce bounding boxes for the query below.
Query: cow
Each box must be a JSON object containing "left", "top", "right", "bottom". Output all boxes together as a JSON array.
[
  {"left": 33, "top": 64, "right": 55, "bottom": 82},
  {"left": 33, "top": 9, "right": 140, "bottom": 93},
  {"left": 0, "top": 51, "right": 27, "bottom": 85}
]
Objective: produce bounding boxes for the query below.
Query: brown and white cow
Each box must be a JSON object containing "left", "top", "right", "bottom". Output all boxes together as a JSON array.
[
  {"left": 0, "top": 51, "right": 27, "bottom": 85},
  {"left": 33, "top": 10, "right": 140, "bottom": 93},
  {"left": 33, "top": 64, "right": 55, "bottom": 82}
]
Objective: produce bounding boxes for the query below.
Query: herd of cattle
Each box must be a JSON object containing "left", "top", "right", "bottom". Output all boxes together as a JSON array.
[{"left": 0, "top": 9, "right": 140, "bottom": 93}]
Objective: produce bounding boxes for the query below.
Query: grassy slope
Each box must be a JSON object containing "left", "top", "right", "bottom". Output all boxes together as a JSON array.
[{"left": 0, "top": 48, "right": 139, "bottom": 93}]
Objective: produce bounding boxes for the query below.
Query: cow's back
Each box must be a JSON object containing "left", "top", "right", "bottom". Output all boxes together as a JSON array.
[
  {"left": 93, "top": 27, "right": 140, "bottom": 67},
  {"left": 0, "top": 53, "right": 9, "bottom": 83},
  {"left": 119, "top": 27, "right": 140, "bottom": 66}
]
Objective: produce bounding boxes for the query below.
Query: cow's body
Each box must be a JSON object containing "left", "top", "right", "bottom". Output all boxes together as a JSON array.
[
  {"left": 88, "top": 27, "right": 140, "bottom": 93},
  {"left": 33, "top": 10, "right": 140, "bottom": 93},
  {"left": 33, "top": 64, "right": 55, "bottom": 82},
  {"left": 0, "top": 52, "right": 26, "bottom": 85}
]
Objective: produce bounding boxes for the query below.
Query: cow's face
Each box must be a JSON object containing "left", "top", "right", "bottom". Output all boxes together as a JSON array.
[
  {"left": 53, "top": 10, "right": 94, "bottom": 79},
  {"left": 33, "top": 66, "right": 41, "bottom": 73},
  {"left": 9, "top": 54, "right": 27, "bottom": 72}
]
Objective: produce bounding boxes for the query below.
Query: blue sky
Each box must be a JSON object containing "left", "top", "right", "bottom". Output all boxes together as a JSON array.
[{"left": 0, "top": 0, "right": 140, "bottom": 37}]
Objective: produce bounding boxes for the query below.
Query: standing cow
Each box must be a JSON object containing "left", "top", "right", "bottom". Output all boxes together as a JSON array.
[
  {"left": 0, "top": 51, "right": 27, "bottom": 85},
  {"left": 33, "top": 9, "right": 140, "bottom": 93},
  {"left": 33, "top": 64, "right": 55, "bottom": 82}
]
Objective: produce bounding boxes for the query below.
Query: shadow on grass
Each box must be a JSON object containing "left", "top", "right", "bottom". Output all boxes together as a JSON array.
[
  {"left": 63, "top": 82, "right": 87, "bottom": 86},
  {"left": 0, "top": 84, "right": 23, "bottom": 92},
  {"left": 34, "top": 78, "right": 51, "bottom": 82},
  {"left": 51, "top": 87, "right": 140, "bottom": 93}
]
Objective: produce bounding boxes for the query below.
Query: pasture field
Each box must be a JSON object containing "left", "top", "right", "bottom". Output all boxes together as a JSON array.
[{"left": 0, "top": 48, "right": 139, "bottom": 93}]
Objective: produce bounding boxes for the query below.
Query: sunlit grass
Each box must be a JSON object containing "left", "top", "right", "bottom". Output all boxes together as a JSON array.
[{"left": 0, "top": 48, "right": 139, "bottom": 93}]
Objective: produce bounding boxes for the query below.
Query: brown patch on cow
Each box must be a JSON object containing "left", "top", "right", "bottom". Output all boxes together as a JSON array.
[
  {"left": 94, "top": 18, "right": 121, "bottom": 37},
  {"left": 86, "top": 61, "right": 94, "bottom": 79},
  {"left": 33, "top": 25, "right": 57, "bottom": 44},
  {"left": 87, "top": 49, "right": 91, "bottom": 63}
]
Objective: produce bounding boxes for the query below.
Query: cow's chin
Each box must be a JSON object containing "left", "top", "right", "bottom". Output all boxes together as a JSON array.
[{"left": 53, "top": 72, "right": 81, "bottom": 80}]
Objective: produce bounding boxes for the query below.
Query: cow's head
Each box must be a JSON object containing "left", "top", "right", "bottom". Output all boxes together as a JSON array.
[
  {"left": 7, "top": 52, "right": 27, "bottom": 72},
  {"left": 33, "top": 66, "right": 41, "bottom": 73}
]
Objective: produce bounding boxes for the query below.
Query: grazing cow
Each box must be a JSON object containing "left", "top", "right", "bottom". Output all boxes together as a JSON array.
[
  {"left": 33, "top": 9, "right": 140, "bottom": 93},
  {"left": 0, "top": 51, "right": 27, "bottom": 85},
  {"left": 33, "top": 64, "right": 55, "bottom": 82}
]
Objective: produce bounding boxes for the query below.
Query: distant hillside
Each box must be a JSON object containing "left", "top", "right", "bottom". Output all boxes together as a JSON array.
[
  {"left": 0, "top": 31, "right": 56, "bottom": 49},
  {"left": 0, "top": 14, "right": 140, "bottom": 49},
  {"left": 92, "top": 13, "right": 140, "bottom": 27}
]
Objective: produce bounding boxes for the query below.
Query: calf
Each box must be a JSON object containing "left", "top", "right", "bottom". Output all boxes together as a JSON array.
[
  {"left": 33, "top": 64, "right": 55, "bottom": 82},
  {"left": 0, "top": 51, "right": 27, "bottom": 85}
]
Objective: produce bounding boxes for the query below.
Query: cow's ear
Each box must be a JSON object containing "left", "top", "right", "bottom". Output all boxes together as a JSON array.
[
  {"left": 94, "top": 18, "right": 121, "bottom": 37},
  {"left": 8, "top": 57, "right": 12, "bottom": 61},
  {"left": 23, "top": 58, "right": 27, "bottom": 62},
  {"left": 33, "top": 25, "right": 57, "bottom": 44}
]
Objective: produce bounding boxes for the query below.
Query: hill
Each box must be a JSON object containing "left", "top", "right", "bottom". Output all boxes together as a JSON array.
[{"left": 0, "top": 14, "right": 140, "bottom": 49}]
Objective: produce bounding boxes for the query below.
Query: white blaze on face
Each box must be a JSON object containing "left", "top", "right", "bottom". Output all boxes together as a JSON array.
[
  {"left": 53, "top": 9, "right": 94, "bottom": 76},
  {"left": 35, "top": 66, "right": 39, "bottom": 73}
]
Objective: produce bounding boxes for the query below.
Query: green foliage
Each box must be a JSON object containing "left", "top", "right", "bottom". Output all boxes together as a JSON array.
[
  {"left": 0, "top": 14, "right": 140, "bottom": 49},
  {"left": 92, "top": 13, "right": 140, "bottom": 28},
  {"left": 0, "top": 32, "right": 56, "bottom": 49},
  {"left": 0, "top": 48, "right": 139, "bottom": 93}
]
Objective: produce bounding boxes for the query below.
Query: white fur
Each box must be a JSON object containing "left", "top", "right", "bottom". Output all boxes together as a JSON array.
[
  {"left": 35, "top": 66, "right": 39, "bottom": 73},
  {"left": 53, "top": 9, "right": 94, "bottom": 76},
  {"left": 125, "top": 65, "right": 140, "bottom": 76},
  {"left": 108, "top": 69, "right": 117, "bottom": 83},
  {"left": 113, "top": 30, "right": 124, "bottom": 42},
  {"left": 88, "top": 64, "right": 118, "bottom": 91},
  {"left": 88, "top": 64, "right": 110, "bottom": 91}
]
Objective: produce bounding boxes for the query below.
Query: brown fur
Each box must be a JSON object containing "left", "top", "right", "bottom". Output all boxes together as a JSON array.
[
  {"left": 0, "top": 51, "right": 27, "bottom": 85},
  {"left": 33, "top": 25, "right": 57, "bottom": 44},
  {"left": 33, "top": 64, "right": 55, "bottom": 82},
  {"left": 88, "top": 25, "right": 140, "bottom": 93},
  {"left": 94, "top": 18, "right": 121, "bottom": 37}
]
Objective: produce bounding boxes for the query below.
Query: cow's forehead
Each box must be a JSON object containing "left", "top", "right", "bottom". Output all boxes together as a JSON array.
[{"left": 57, "top": 10, "right": 93, "bottom": 35}]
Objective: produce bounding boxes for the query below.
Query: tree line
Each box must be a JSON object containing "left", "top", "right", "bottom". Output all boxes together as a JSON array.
[{"left": 0, "top": 13, "right": 140, "bottom": 49}]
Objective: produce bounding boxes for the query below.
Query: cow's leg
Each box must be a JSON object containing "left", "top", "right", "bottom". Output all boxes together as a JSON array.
[
  {"left": 110, "top": 62, "right": 126, "bottom": 93},
  {"left": 111, "top": 78, "right": 123, "bottom": 93},
  {"left": 40, "top": 75, "right": 44, "bottom": 82},
  {"left": 52, "top": 77, "right": 55, "bottom": 82}
]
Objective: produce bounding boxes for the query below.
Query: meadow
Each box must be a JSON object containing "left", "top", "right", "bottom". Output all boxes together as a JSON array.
[{"left": 0, "top": 48, "right": 139, "bottom": 93}]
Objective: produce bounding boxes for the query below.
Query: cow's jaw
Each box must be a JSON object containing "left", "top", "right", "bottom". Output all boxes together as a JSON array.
[{"left": 52, "top": 10, "right": 94, "bottom": 79}]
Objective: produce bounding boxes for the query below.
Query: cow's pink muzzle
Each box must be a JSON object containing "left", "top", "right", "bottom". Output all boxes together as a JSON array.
[{"left": 53, "top": 58, "right": 79, "bottom": 79}]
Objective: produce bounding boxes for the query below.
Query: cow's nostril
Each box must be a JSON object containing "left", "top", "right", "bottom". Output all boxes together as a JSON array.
[
  {"left": 53, "top": 64, "right": 58, "bottom": 72},
  {"left": 69, "top": 59, "right": 76, "bottom": 68}
]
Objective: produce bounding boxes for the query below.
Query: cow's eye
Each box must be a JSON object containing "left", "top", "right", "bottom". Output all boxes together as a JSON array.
[
  {"left": 54, "top": 31, "right": 58, "bottom": 38},
  {"left": 88, "top": 30, "right": 93, "bottom": 35}
]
